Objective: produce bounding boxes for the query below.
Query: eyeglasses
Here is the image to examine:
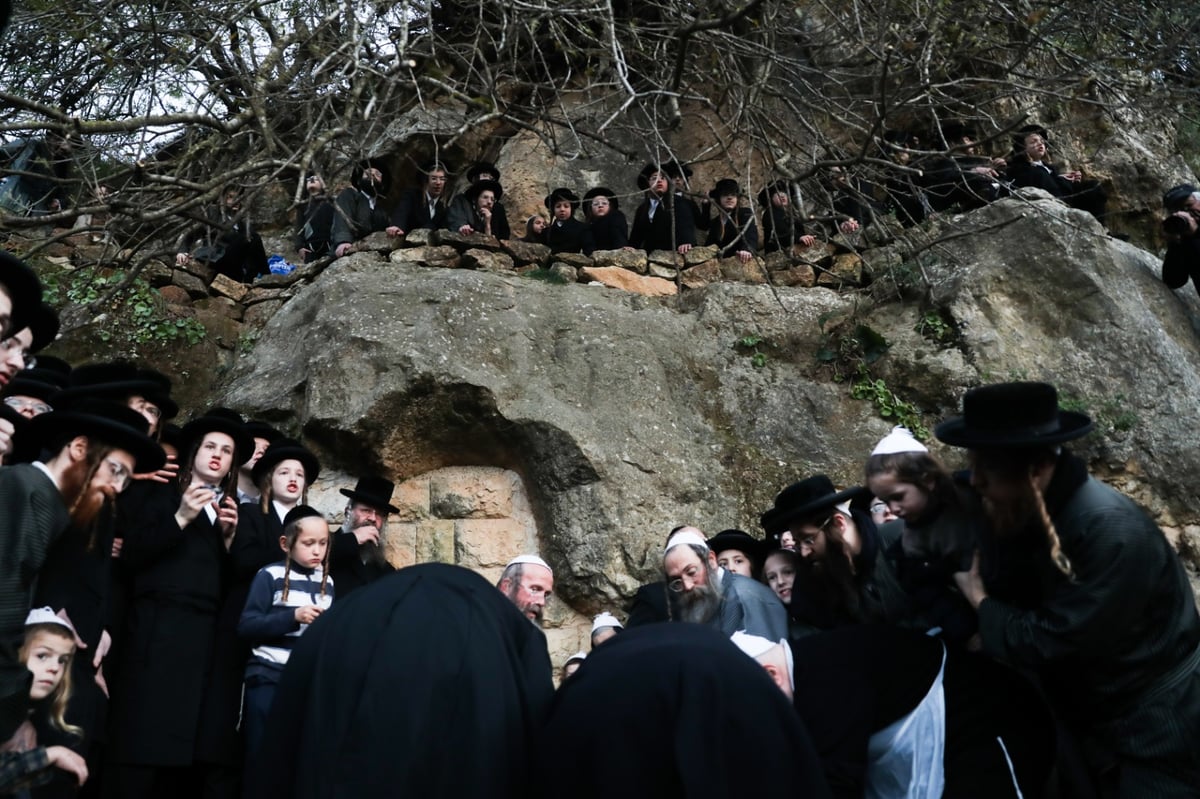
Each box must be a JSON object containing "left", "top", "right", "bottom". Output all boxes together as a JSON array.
[
  {"left": 0, "top": 336, "right": 35, "bottom": 369},
  {"left": 103, "top": 457, "right": 131, "bottom": 491},
  {"left": 796, "top": 515, "right": 833, "bottom": 550},
  {"left": 668, "top": 564, "right": 703, "bottom": 593},
  {"left": 3, "top": 396, "right": 51, "bottom": 415},
  {"left": 869, "top": 501, "right": 888, "bottom": 514}
]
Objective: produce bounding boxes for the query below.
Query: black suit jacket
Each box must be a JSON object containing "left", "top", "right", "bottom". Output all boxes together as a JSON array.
[
  {"left": 628, "top": 194, "right": 696, "bottom": 253},
  {"left": 546, "top": 217, "right": 595, "bottom": 255},
  {"left": 391, "top": 188, "right": 449, "bottom": 234},
  {"left": 707, "top": 207, "right": 759, "bottom": 255},
  {"left": 329, "top": 530, "right": 395, "bottom": 599}
]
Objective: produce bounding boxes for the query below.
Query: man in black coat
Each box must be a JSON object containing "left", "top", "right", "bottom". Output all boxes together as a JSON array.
[
  {"left": 945, "top": 382, "right": 1200, "bottom": 797},
  {"left": 628, "top": 162, "right": 696, "bottom": 254},
  {"left": 442, "top": 161, "right": 511, "bottom": 240},
  {"left": 543, "top": 188, "right": 594, "bottom": 255},
  {"left": 175, "top": 185, "right": 268, "bottom": 284},
  {"left": 1160, "top": 183, "right": 1200, "bottom": 297},
  {"left": 328, "top": 476, "right": 397, "bottom": 598},
  {"left": 706, "top": 178, "right": 758, "bottom": 261},
  {"left": 536, "top": 623, "right": 832, "bottom": 799},
  {"left": 331, "top": 159, "right": 391, "bottom": 258},
  {"left": 294, "top": 173, "right": 334, "bottom": 262},
  {"left": 250, "top": 564, "right": 554, "bottom": 799},
  {"left": 1006, "top": 124, "right": 1107, "bottom": 223},
  {"left": 758, "top": 180, "right": 817, "bottom": 253},
  {"left": 387, "top": 159, "right": 451, "bottom": 238}
]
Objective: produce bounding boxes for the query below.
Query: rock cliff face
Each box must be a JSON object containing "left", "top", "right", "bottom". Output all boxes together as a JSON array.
[{"left": 221, "top": 193, "right": 1200, "bottom": 662}]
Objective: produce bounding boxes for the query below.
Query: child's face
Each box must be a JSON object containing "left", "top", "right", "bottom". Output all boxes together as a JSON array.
[
  {"left": 866, "top": 472, "right": 930, "bottom": 523},
  {"left": 553, "top": 199, "right": 573, "bottom": 221},
  {"left": 283, "top": 520, "right": 330, "bottom": 569},
  {"left": 25, "top": 631, "right": 73, "bottom": 701},
  {"left": 193, "top": 431, "right": 236, "bottom": 484},
  {"left": 771, "top": 191, "right": 789, "bottom": 209},
  {"left": 718, "top": 193, "right": 738, "bottom": 211},
  {"left": 589, "top": 196, "right": 610, "bottom": 218},
  {"left": 271, "top": 459, "right": 308, "bottom": 504},
  {"left": 716, "top": 548, "right": 753, "bottom": 578},
  {"left": 531, "top": 216, "right": 547, "bottom": 234},
  {"left": 763, "top": 553, "right": 796, "bottom": 604}
]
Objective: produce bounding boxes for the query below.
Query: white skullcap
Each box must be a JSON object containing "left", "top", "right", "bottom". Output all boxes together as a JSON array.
[
  {"left": 591, "top": 612, "right": 624, "bottom": 634},
  {"left": 871, "top": 425, "right": 928, "bottom": 456},
  {"left": 565, "top": 650, "right": 588, "bottom": 664},
  {"left": 505, "top": 554, "right": 552, "bottom": 575},
  {"left": 664, "top": 530, "right": 709, "bottom": 556},
  {"left": 24, "top": 607, "right": 76, "bottom": 635},
  {"left": 729, "top": 630, "right": 782, "bottom": 660}
]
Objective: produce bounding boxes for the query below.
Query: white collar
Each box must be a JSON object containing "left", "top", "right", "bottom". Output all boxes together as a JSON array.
[
  {"left": 272, "top": 500, "right": 293, "bottom": 523},
  {"left": 32, "top": 461, "right": 60, "bottom": 492}
]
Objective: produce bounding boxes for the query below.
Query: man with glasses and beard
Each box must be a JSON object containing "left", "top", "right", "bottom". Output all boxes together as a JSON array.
[
  {"left": 943, "top": 382, "right": 1200, "bottom": 798},
  {"left": 760, "top": 476, "right": 909, "bottom": 634},
  {"left": 0, "top": 400, "right": 164, "bottom": 743},
  {"left": 328, "top": 475, "right": 398, "bottom": 598},
  {"left": 660, "top": 527, "right": 787, "bottom": 639},
  {"left": 497, "top": 555, "right": 554, "bottom": 626}
]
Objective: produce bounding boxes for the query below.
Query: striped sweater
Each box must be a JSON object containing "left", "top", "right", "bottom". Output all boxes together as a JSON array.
[{"left": 237, "top": 561, "right": 334, "bottom": 681}]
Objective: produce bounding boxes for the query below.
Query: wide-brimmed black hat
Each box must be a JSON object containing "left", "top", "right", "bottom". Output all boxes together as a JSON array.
[
  {"left": 243, "top": 420, "right": 283, "bottom": 444},
  {"left": 160, "top": 422, "right": 184, "bottom": 454},
  {"left": 544, "top": 188, "right": 580, "bottom": 212},
  {"left": 706, "top": 528, "right": 764, "bottom": 563},
  {"left": 935, "top": 382, "right": 1094, "bottom": 449},
  {"left": 0, "top": 250, "right": 43, "bottom": 336},
  {"left": 760, "top": 475, "right": 867, "bottom": 535},
  {"left": 664, "top": 159, "right": 693, "bottom": 179},
  {"left": 52, "top": 362, "right": 178, "bottom": 420},
  {"left": 757, "top": 180, "right": 792, "bottom": 208},
  {"left": 417, "top": 159, "right": 451, "bottom": 178},
  {"left": 465, "top": 178, "right": 503, "bottom": 204},
  {"left": 339, "top": 475, "right": 399, "bottom": 514},
  {"left": 636, "top": 163, "right": 669, "bottom": 191},
  {"left": 283, "top": 504, "right": 325, "bottom": 529},
  {"left": 583, "top": 187, "right": 619, "bottom": 213},
  {"left": 179, "top": 407, "right": 254, "bottom": 465},
  {"left": 467, "top": 162, "right": 500, "bottom": 183},
  {"left": 1012, "top": 123, "right": 1050, "bottom": 151},
  {"left": 251, "top": 437, "right": 321, "bottom": 485},
  {"left": 1163, "top": 184, "right": 1197, "bottom": 212},
  {"left": 708, "top": 179, "right": 740, "bottom": 201},
  {"left": 25, "top": 303, "right": 58, "bottom": 353},
  {"left": 32, "top": 355, "right": 69, "bottom": 379},
  {"left": 3, "top": 374, "right": 58, "bottom": 405},
  {"left": 29, "top": 399, "right": 166, "bottom": 473}
]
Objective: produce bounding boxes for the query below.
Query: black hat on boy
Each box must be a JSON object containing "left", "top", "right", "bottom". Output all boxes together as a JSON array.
[
  {"left": 760, "top": 475, "right": 867, "bottom": 536},
  {"left": 251, "top": 437, "right": 321, "bottom": 486},
  {"left": 25, "top": 303, "right": 58, "bottom": 353},
  {"left": 283, "top": 504, "right": 326, "bottom": 529},
  {"left": 339, "top": 475, "right": 400, "bottom": 514},
  {"left": 1012, "top": 123, "right": 1050, "bottom": 151},
  {"left": 243, "top": 420, "right": 283, "bottom": 444},
  {"left": 934, "top": 382, "right": 1094, "bottom": 450},
  {"left": 0, "top": 250, "right": 43, "bottom": 337},
  {"left": 179, "top": 407, "right": 254, "bottom": 464},
  {"left": 706, "top": 528, "right": 764, "bottom": 566},
  {"left": 708, "top": 179, "right": 741, "bottom": 201},
  {"left": 1163, "top": 184, "right": 1197, "bottom": 212},
  {"left": 29, "top": 399, "right": 166, "bottom": 473},
  {"left": 544, "top": 188, "right": 581, "bottom": 213},
  {"left": 53, "top": 362, "right": 178, "bottom": 420},
  {"left": 583, "top": 187, "right": 620, "bottom": 212},
  {"left": 664, "top": 159, "right": 694, "bottom": 179},
  {"left": 637, "top": 163, "right": 669, "bottom": 191}
]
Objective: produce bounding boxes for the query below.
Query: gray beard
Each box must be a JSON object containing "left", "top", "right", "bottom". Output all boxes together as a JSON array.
[{"left": 677, "top": 573, "right": 723, "bottom": 624}]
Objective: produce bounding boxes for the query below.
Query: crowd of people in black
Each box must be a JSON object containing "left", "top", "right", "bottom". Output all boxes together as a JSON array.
[
  {"left": 169, "top": 120, "right": 1131, "bottom": 287},
  {"left": 0, "top": 116, "right": 1197, "bottom": 799}
]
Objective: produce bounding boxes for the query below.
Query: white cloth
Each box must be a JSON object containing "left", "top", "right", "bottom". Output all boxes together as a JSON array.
[
  {"left": 591, "top": 612, "right": 624, "bottom": 635},
  {"left": 664, "top": 530, "right": 708, "bottom": 555},
  {"left": 505, "top": 554, "right": 552, "bottom": 574},
  {"left": 865, "top": 644, "right": 947, "bottom": 799},
  {"left": 871, "top": 426, "right": 928, "bottom": 456}
]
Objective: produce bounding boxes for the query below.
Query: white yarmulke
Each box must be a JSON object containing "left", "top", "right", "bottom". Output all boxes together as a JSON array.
[
  {"left": 24, "top": 607, "right": 76, "bottom": 635},
  {"left": 505, "top": 554, "right": 552, "bottom": 575},
  {"left": 729, "top": 630, "right": 782, "bottom": 660},
  {"left": 664, "top": 530, "right": 709, "bottom": 556},
  {"left": 591, "top": 612, "right": 624, "bottom": 634},
  {"left": 565, "top": 651, "right": 588, "bottom": 664},
  {"left": 871, "top": 425, "right": 928, "bottom": 456}
]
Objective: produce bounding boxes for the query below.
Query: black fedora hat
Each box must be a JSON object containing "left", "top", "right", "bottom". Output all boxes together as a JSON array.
[
  {"left": 583, "top": 187, "right": 619, "bottom": 213},
  {"left": 0, "top": 250, "right": 43, "bottom": 336},
  {"left": 760, "top": 475, "right": 867, "bottom": 534},
  {"left": 1012, "top": 123, "right": 1049, "bottom": 150},
  {"left": 757, "top": 180, "right": 792, "bottom": 209},
  {"left": 664, "top": 159, "right": 693, "bottom": 179},
  {"left": 29, "top": 399, "right": 166, "bottom": 473},
  {"left": 251, "top": 437, "right": 321, "bottom": 485},
  {"left": 636, "top": 163, "right": 668, "bottom": 191},
  {"left": 32, "top": 355, "right": 69, "bottom": 379},
  {"left": 1163, "top": 184, "right": 1197, "bottom": 212},
  {"left": 339, "top": 475, "right": 399, "bottom": 514},
  {"left": 544, "top": 188, "right": 580, "bottom": 212},
  {"left": 3, "top": 374, "right": 58, "bottom": 405},
  {"left": 465, "top": 178, "right": 503, "bottom": 203},
  {"left": 466, "top": 162, "right": 500, "bottom": 183},
  {"left": 52, "top": 362, "right": 177, "bottom": 419},
  {"left": 708, "top": 178, "right": 741, "bottom": 201},
  {"left": 935, "top": 382, "right": 1094, "bottom": 449},
  {"left": 706, "top": 528, "right": 764, "bottom": 563},
  {"left": 243, "top": 420, "right": 283, "bottom": 444},
  {"left": 180, "top": 407, "right": 254, "bottom": 465}
]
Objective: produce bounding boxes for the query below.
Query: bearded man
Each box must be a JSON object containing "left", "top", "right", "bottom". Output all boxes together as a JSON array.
[
  {"left": 497, "top": 555, "right": 554, "bottom": 626},
  {"left": 944, "top": 382, "right": 1200, "bottom": 798},
  {"left": 332, "top": 159, "right": 392, "bottom": 258},
  {"left": 0, "top": 400, "right": 164, "bottom": 740},
  {"left": 328, "top": 475, "right": 398, "bottom": 598},
  {"left": 660, "top": 527, "right": 787, "bottom": 639}
]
